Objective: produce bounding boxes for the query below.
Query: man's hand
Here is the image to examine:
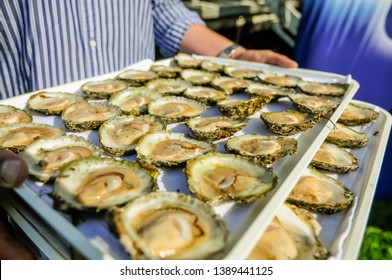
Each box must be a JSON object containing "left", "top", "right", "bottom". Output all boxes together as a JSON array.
[
  {"left": 232, "top": 49, "right": 298, "bottom": 68},
  {"left": 0, "top": 149, "right": 28, "bottom": 189}
]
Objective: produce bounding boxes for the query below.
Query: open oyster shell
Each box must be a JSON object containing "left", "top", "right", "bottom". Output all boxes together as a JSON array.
[
  {"left": 260, "top": 110, "right": 321, "bottom": 136},
  {"left": 225, "top": 134, "right": 298, "bottom": 164},
  {"left": 186, "top": 116, "right": 248, "bottom": 141},
  {"left": 200, "top": 60, "right": 223, "bottom": 72},
  {"left": 113, "top": 191, "right": 229, "bottom": 260},
  {"left": 109, "top": 87, "right": 162, "bottom": 115},
  {"left": 288, "top": 93, "right": 341, "bottom": 116},
  {"left": 338, "top": 103, "right": 380, "bottom": 126},
  {"left": 223, "top": 65, "right": 258, "bottom": 79},
  {"left": 174, "top": 53, "right": 203, "bottom": 68},
  {"left": 287, "top": 166, "right": 354, "bottom": 214},
  {"left": 146, "top": 78, "right": 191, "bottom": 96},
  {"left": 247, "top": 82, "right": 295, "bottom": 101},
  {"left": 61, "top": 101, "right": 120, "bottom": 132},
  {"left": 0, "top": 123, "right": 65, "bottom": 153},
  {"left": 183, "top": 86, "right": 228, "bottom": 105},
  {"left": 53, "top": 157, "right": 158, "bottom": 211},
  {"left": 148, "top": 96, "right": 206, "bottom": 123},
  {"left": 211, "top": 76, "right": 249, "bottom": 95},
  {"left": 310, "top": 141, "right": 359, "bottom": 173},
  {"left": 99, "top": 115, "right": 165, "bottom": 156},
  {"left": 297, "top": 80, "right": 348, "bottom": 97},
  {"left": 257, "top": 73, "right": 301, "bottom": 88},
  {"left": 150, "top": 64, "right": 182, "bottom": 78},
  {"left": 116, "top": 69, "right": 158, "bottom": 86},
  {"left": 0, "top": 105, "right": 32, "bottom": 125},
  {"left": 136, "top": 131, "right": 215, "bottom": 167},
  {"left": 185, "top": 152, "right": 278, "bottom": 205},
  {"left": 217, "top": 96, "right": 272, "bottom": 118},
  {"left": 180, "top": 69, "right": 215, "bottom": 86},
  {"left": 326, "top": 122, "right": 369, "bottom": 148},
  {"left": 20, "top": 135, "right": 103, "bottom": 182},
  {"left": 26, "top": 91, "right": 85, "bottom": 115},
  {"left": 248, "top": 203, "right": 330, "bottom": 260},
  {"left": 80, "top": 79, "right": 129, "bottom": 99}
]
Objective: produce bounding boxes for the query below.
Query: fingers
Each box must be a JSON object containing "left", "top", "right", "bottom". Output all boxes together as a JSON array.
[
  {"left": 233, "top": 49, "right": 298, "bottom": 68},
  {"left": 0, "top": 149, "right": 28, "bottom": 188},
  {"left": 265, "top": 52, "right": 298, "bottom": 68}
]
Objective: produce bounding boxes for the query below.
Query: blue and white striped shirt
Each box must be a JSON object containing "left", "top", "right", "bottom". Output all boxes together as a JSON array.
[{"left": 0, "top": 0, "right": 205, "bottom": 99}]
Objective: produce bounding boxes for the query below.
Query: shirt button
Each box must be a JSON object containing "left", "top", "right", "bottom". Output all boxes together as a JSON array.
[{"left": 89, "top": 39, "right": 97, "bottom": 48}]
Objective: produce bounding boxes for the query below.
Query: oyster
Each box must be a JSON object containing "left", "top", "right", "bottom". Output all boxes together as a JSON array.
[
  {"left": 148, "top": 96, "right": 206, "bottom": 123},
  {"left": 257, "top": 73, "right": 301, "bottom": 88},
  {"left": 223, "top": 65, "right": 257, "bottom": 79},
  {"left": 26, "top": 91, "right": 85, "bottom": 115},
  {"left": 180, "top": 69, "right": 215, "bottom": 86},
  {"left": 217, "top": 96, "right": 272, "bottom": 118},
  {"left": 183, "top": 86, "right": 228, "bottom": 105},
  {"left": 200, "top": 60, "right": 223, "bottom": 72},
  {"left": 109, "top": 87, "right": 162, "bottom": 115},
  {"left": 174, "top": 53, "right": 203, "bottom": 68},
  {"left": 20, "top": 135, "right": 103, "bottom": 182},
  {"left": 136, "top": 131, "right": 215, "bottom": 167},
  {"left": 326, "top": 122, "right": 369, "bottom": 148},
  {"left": 150, "top": 64, "right": 182, "bottom": 78},
  {"left": 113, "top": 191, "right": 228, "bottom": 260},
  {"left": 81, "top": 79, "right": 129, "bottom": 99},
  {"left": 338, "top": 103, "right": 380, "bottom": 126},
  {"left": 260, "top": 110, "right": 321, "bottom": 136},
  {"left": 310, "top": 141, "right": 359, "bottom": 173},
  {"left": 225, "top": 134, "right": 298, "bottom": 164},
  {"left": 61, "top": 101, "right": 120, "bottom": 132},
  {"left": 186, "top": 116, "right": 248, "bottom": 141},
  {"left": 99, "top": 115, "right": 165, "bottom": 156},
  {"left": 0, "top": 105, "right": 32, "bottom": 125},
  {"left": 297, "top": 80, "right": 348, "bottom": 97},
  {"left": 53, "top": 157, "right": 158, "bottom": 211},
  {"left": 247, "top": 82, "right": 295, "bottom": 101},
  {"left": 116, "top": 69, "right": 158, "bottom": 86},
  {"left": 287, "top": 166, "right": 354, "bottom": 214},
  {"left": 211, "top": 76, "right": 248, "bottom": 95},
  {"left": 248, "top": 203, "right": 329, "bottom": 260},
  {"left": 185, "top": 152, "right": 278, "bottom": 205},
  {"left": 146, "top": 78, "right": 191, "bottom": 95},
  {"left": 0, "top": 123, "right": 65, "bottom": 153},
  {"left": 288, "top": 93, "right": 341, "bottom": 115}
]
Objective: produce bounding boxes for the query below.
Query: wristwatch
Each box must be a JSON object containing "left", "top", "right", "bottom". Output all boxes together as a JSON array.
[{"left": 218, "top": 43, "right": 243, "bottom": 58}]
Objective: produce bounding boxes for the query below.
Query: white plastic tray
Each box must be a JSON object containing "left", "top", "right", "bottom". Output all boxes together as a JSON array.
[{"left": 1, "top": 57, "right": 389, "bottom": 260}]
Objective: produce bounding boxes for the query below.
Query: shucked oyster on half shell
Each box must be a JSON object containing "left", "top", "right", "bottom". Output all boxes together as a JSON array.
[
  {"left": 225, "top": 134, "right": 298, "bottom": 164},
  {"left": 288, "top": 93, "right": 341, "bottom": 116},
  {"left": 136, "top": 131, "right": 216, "bottom": 167},
  {"left": 0, "top": 105, "right": 32, "bottom": 125},
  {"left": 80, "top": 79, "right": 129, "bottom": 99},
  {"left": 217, "top": 95, "right": 272, "bottom": 118},
  {"left": 61, "top": 101, "right": 120, "bottom": 132},
  {"left": 310, "top": 141, "right": 358, "bottom": 173},
  {"left": 183, "top": 86, "right": 228, "bottom": 105},
  {"left": 247, "top": 82, "right": 295, "bottom": 101},
  {"left": 26, "top": 91, "right": 85, "bottom": 115},
  {"left": 326, "top": 122, "right": 369, "bottom": 148},
  {"left": 186, "top": 116, "right": 248, "bottom": 141},
  {"left": 113, "top": 191, "right": 229, "bottom": 260},
  {"left": 297, "top": 80, "right": 349, "bottom": 97},
  {"left": 287, "top": 166, "right": 354, "bottom": 214},
  {"left": 248, "top": 203, "right": 330, "bottom": 260},
  {"left": 109, "top": 87, "right": 162, "bottom": 115},
  {"left": 150, "top": 64, "right": 182, "bottom": 78},
  {"left": 338, "top": 102, "right": 380, "bottom": 126},
  {"left": 116, "top": 69, "right": 158, "bottom": 86},
  {"left": 146, "top": 78, "right": 191, "bottom": 96},
  {"left": 99, "top": 115, "right": 165, "bottom": 156},
  {"left": 20, "top": 135, "right": 103, "bottom": 182},
  {"left": 53, "top": 157, "right": 158, "bottom": 211},
  {"left": 211, "top": 76, "right": 249, "bottom": 95},
  {"left": 0, "top": 123, "right": 65, "bottom": 153},
  {"left": 260, "top": 110, "right": 321, "bottom": 136},
  {"left": 174, "top": 53, "right": 203, "bottom": 69},
  {"left": 185, "top": 152, "right": 278, "bottom": 205},
  {"left": 222, "top": 65, "right": 258, "bottom": 79},
  {"left": 148, "top": 96, "right": 206, "bottom": 123},
  {"left": 257, "top": 73, "right": 301, "bottom": 88},
  {"left": 180, "top": 69, "right": 216, "bottom": 86},
  {"left": 200, "top": 60, "right": 223, "bottom": 72}
]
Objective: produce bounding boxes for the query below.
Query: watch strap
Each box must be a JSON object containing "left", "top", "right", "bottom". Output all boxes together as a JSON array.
[{"left": 218, "top": 43, "right": 242, "bottom": 58}]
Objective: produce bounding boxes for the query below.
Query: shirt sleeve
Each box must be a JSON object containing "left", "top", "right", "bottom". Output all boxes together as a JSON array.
[{"left": 152, "top": 0, "right": 205, "bottom": 57}]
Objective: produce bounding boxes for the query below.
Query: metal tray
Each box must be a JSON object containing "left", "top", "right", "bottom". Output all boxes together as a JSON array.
[{"left": 1, "top": 57, "right": 389, "bottom": 260}]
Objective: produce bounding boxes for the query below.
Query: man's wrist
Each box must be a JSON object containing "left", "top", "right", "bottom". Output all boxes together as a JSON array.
[{"left": 218, "top": 43, "right": 245, "bottom": 59}]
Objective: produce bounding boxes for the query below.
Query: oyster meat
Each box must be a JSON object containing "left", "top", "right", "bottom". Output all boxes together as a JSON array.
[
  {"left": 223, "top": 65, "right": 257, "bottom": 79},
  {"left": 217, "top": 96, "right": 272, "bottom": 118},
  {"left": 247, "top": 82, "right": 295, "bottom": 101},
  {"left": 116, "top": 69, "right": 158, "bottom": 86},
  {"left": 288, "top": 93, "right": 341, "bottom": 116},
  {"left": 287, "top": 166, "right": 354, "bottom": 214},
  {"left": 99, "top": 115, "right": 165, "bottom": 156},
  {"left": 186, "top": 116, "right": 248, "bottom": 141},
  {"left": 150, "top": 64, "right": 182, "bottom": 78},
  {"left": 183, "top": 86, "right": 227, "bottom": 105},
  {"left": 174, "top": 53, "right": 203, "bottom": 68},
  {"left": 113, "top": 191, "right": 228, "bottom": 260},
  {"left": 20, "top": 135, "right": 103, "bottom": 182},
  {"left": 53, "top": 157, "right": 158, "bottom": 210},
  {"left": 26, "top": 91, "right": 85, "bottom": 115},
  {"left": 0, "top": 105, "right": 32, "bottom": 125},
  {"left": 338, "top": 103, "right": 380, "bottom": 126},
  {"left": 148, "top": 96, "right": 206, "bottom": 123},
  {"left": 260, "top": 110, "right": 321, "bottom": 136},
  {"left": 248, "top": 203, "right": 329, "bottom": 260},
  {"left": 136, "top": 131, "right": 215, "bottom": 167},
  {"left": 297, "top": 80, "right": 348, "bottom": 97},
  {"left": 61, "top": 101, "right": 120, "bottom": 132},
  {"left": 200, "top": 60, "right": 223, "bottom": 72},
  {"left": 310, "top": 141, "right": 358, "bottom": 173},
  {"left": 257, "top": 73, "right": 301, "bottom": 88},
  {"left": 80, "top": 79, "right": 129, "bottom": 99},
  {"left": 0, "top": 123, "right": 65, "bottom": 153},
  {"left": 146, "top": 78, "right": 191, "bottom": 96},
  {"left": 180, "top": 69, "right": 215, "bottom": 86},
  {"left": 225, "top": 134, "right": 298, "bottom": 164},
  {"left": 211, "top": 76, "right": 248, "bottom": 95},
  {"left": 185, "top": 152, "right": 278, "bottom": 205},
  {"left": 326, "top": 122, "right": 369, "bottom": 148}
]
